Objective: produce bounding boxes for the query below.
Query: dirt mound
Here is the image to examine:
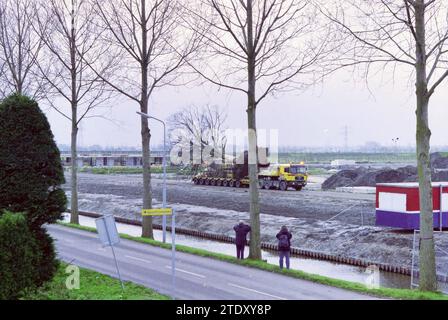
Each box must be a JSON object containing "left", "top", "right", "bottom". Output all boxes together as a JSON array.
[
  {"left": 434, "top": 170, "right": 448, "bottom": 181},
  {"left": 431, "top": 153, "right": 448, "bottom": 169},
  {"left": 323, "top": 163, "right": 448, "bottom": 190},
  {"left": 322, "top": 166, "right": 418, "bottom": 189},
  {"left": 321, "top": 168, "right": 369, "bottom": 190}
]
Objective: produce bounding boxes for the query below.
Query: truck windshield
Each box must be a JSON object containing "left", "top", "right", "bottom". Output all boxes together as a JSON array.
[{"left": 290, "top": 166, "right": 307, "bottom": 174}]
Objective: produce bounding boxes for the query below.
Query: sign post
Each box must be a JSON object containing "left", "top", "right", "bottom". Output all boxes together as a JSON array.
[
  {"left": 95, "top": 215, "right": 124, "bottom": 290},
  {"left": 171, "top": 210, "right": 176, "bottom": 297},
  {"left": 142, "top": 207, "right": 176, "bottom": 299}
]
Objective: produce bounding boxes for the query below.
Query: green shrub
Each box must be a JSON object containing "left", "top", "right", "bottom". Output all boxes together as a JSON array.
[
  {"left": 0, "top": 94, "right": 66, "bottom": 286},
  {"left": 0, "top": 212, "right": 41, "bottom": 300},
  {"left": 33, "top": 228, "right": 59, "bottom": 286},
  {"left": 0, "top": 94, "right": 66, "bottom": 229}
]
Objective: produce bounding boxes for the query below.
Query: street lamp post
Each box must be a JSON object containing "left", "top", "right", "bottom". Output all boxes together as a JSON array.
[{"left": 137, "top": 112, "right": 168, "bottom": 243}]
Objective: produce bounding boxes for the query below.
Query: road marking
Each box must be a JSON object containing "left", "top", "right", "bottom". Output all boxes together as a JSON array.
[
  {"left": 125, "top": 255, "right": 152, "bottom": 264},
  {"left": 165, "top": 266, "right": 206, "bottom": 279},
  {"left": 227, "top": 283, "right": 287, "bottom": 300}
]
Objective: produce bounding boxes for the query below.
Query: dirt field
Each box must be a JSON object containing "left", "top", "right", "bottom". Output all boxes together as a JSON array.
[{"left": 62, "top": 173, "right": 448, "bottom": 271}]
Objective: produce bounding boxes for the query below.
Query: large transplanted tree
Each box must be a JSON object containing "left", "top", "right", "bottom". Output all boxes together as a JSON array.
[
  {"left": 168, "top": 105, "right": 228, "bottom": 165},
  {"left": 321, "top": 0, "right": 448, "bottom": 291},
  {"left": 187, "top": 0, "right": 331, "bottom": 259}
]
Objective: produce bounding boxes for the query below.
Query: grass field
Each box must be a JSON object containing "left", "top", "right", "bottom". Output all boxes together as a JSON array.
[
  {"left": 59, "top": 222, "right": 448, "bottom": 300},
  {"left": 23, "top": 262, "right": 170, "bottom": 300},
  {"left": 278, "top": 152, "right": 416, "bottom": 164}
]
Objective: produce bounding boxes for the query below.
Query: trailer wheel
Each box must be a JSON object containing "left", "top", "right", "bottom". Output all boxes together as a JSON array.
[
  {"left": 279, "top": 181, "right": 288, "bottom": 191},
  {"left": 235, "top": 180, "right": 241, "bottom": 188},
  {"left": 205, "top": 179, "right": 211, "bottom": 186},
  {"left": 211, "top": 179, "right": 217, "bottom": 186},
  {"left": 216, "top": 180, "right": 222, "bottom": 187},
  {"left": 229, "top": 180, "right": 235, "bottom": 188},
  {"left": 199, "top": 178, "right": 205, "bottom": 185},
  {"left": 223, "top": 180, "right": 228, "bottom": 187}
]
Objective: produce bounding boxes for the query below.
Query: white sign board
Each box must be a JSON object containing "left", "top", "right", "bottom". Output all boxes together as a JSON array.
[
  {"left": 442, "top": 194, "right": 448, "bottom": 212},
  {"left": 378, "top": 192, "right": 407, "bottom": 213},
  {"left": 95, "top": 215, "right": 120, "bottom": 247}
]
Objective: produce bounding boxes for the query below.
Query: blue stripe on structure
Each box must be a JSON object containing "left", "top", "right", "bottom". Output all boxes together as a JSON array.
[{"left": 376, "top": 210, "right": 448, "bottom": 230}]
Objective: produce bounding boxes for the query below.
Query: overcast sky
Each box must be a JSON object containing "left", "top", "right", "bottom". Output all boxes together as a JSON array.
[{"left": 43, "top": 65, "right": 448, "bottom": 150}]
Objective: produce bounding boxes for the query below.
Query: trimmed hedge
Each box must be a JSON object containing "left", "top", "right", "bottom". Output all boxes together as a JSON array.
[
  {"left": 0, "top": 94, "right": 66, "bottom": 293},
  {"left": 0, "top": 212, "right": 41, "bottom": 300},
  {"left": 0, "top": 94, "right": 66, "bottom": 229}
]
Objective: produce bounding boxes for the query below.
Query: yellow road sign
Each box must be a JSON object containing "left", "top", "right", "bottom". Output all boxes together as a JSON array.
[{"left": 142, "top": 208, "right": 173, "bottom": 216}]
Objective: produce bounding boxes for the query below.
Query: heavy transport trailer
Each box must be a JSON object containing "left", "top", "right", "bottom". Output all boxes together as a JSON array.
[
  {"left": 192, "top": 163, "right": 308, "bottom": 191},
  {"left": 193, "top": 175, "right": 251, "bottom": 188}
]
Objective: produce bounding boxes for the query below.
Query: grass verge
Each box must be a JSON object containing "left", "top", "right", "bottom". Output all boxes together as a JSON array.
[
  {"left": 58, "top": 221, "right": 448, "bottom": 300},
  {"left": 22, "top": 261, "right": 170, "bottom": 300}
]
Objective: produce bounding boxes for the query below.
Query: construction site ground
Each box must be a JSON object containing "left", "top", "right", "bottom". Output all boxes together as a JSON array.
[{"left": 63, "top": 172, "right": 448, "bottom": 271}]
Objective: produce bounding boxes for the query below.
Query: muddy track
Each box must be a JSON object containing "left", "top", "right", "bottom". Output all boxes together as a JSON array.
[
  {"left": 62, "top": 173, "right": 448, "bottom": 271},
  {"left": 65, "top": 173, "right": 376, "bottom": 225}
]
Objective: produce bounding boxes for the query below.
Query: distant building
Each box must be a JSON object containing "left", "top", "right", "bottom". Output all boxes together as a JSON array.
[
  {"left": 330, "top": 159, "right": 357, "bottom": 168},
  {"left": 61, "top": 151, "right": 168, "bottom": 167}
]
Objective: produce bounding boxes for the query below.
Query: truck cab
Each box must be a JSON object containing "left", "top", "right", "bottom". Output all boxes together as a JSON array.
[{"left": 259, "top": 163, "right": 308, "bottom": 191}]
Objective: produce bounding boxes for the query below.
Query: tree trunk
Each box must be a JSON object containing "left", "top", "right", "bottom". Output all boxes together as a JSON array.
[
  {"left": 140, "top": 0, "right": 154, "bottom": 239},
  {"left": 70, "top": 107, "right": 79, "bottom": 224},
  {"left": 69, "top": 5, "right": 79, "bottom": 225},
  {"left": 415, "top": 0, "right": 437, "bottom": 292},
  {"left": 247, "top": 106, "right": 261, "bottom": 260},
  {"left": 141, "top": 108, "right": 153, "bottom": 239},
  {"left": 416, "top": 96, "right": 437, "bottom": 291},
  {"left": 247, "top": 0, "right": 261, "bottom": 260}
]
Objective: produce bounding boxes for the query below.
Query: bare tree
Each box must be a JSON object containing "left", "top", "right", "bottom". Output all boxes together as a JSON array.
[
  {"left": 91, "top": 0, "right": 200, "bottom": 239},
  {"left": 321, "top": 0, "right": 448, "bottom": 291},
  {"left": 0, "top": 0, "right": 46, "bottom": 99},
  {"left": 186, "top": 0, "right": 330, "bottom": 259},
  {"left": 32, "top": 0, "right": 116, "bottom": 225},
  {"left": 168, "top": 104, "right": 228, "bottom": 164}
]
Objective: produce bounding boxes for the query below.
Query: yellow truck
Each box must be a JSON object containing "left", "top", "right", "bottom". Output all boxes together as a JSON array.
[
  {"left": 192, "top": 163, "right": 308, "bottom": 191},
  {"left": 259, "top": 163, "right": 308, "bottom": 191}
]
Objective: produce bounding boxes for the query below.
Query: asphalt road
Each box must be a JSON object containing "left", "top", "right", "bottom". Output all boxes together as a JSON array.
[{"left": 48, "top": 224, "right": 377, "bottom": 300}]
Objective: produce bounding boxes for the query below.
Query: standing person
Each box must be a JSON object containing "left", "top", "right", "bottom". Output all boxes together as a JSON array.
[
  {"left": 276, "top": 226, "right": 292, "bottom": 269},
  {"left": 233, "top": 220, "right": 251, "bottom": 259}
]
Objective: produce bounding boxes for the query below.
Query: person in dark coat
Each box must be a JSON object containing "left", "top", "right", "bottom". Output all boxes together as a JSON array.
[
  {"left": 233, "top": 220, "right": 251, "bottom": 259},
  {"left": 276, "top": 226, "right": 292, "bottom": 269}
]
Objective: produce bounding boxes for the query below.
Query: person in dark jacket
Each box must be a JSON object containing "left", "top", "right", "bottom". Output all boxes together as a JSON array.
[
  {"left": 233, "top": 220, "right": 251, "bottom": 259},
  {"left": 276, "top": 226, "right": 292, "bottom": 269}
]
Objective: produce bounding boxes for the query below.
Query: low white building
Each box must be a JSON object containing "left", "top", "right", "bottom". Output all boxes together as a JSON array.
[{"left": 330, "top": 159, "right": 357, "bottom": 167}]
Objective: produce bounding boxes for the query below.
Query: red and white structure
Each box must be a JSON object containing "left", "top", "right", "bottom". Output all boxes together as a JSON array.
[{"left": 376, "top": 182, "right": 448, "bottom": 230}]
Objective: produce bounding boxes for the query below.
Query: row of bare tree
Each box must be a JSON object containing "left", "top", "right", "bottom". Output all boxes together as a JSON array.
[
  {"left": 168, "top": 104, "right": 228, "bottom": 165},
  {"left": 0, "top": 0, "right": 446, "bottom": 292}
]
